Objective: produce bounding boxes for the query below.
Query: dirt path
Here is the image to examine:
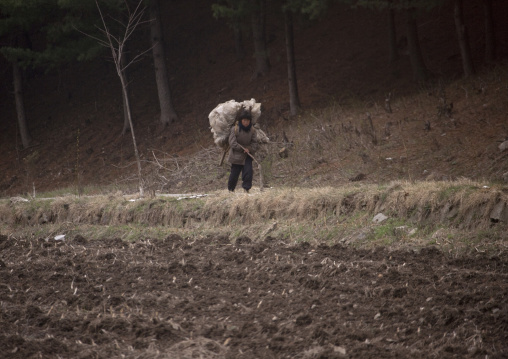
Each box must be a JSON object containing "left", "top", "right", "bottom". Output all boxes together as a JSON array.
[{"left": 1, "top": 233, "right": 507, "bottom": 358}]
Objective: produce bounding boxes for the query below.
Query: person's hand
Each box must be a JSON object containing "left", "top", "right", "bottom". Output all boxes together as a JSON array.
[{"left": 244, "top": 147, "right": 250, "bottom": 153}]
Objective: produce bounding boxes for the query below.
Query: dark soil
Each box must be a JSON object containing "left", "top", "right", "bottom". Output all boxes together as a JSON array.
[{"left": 1, "top": 233, "right": 507, "bottom": 358}]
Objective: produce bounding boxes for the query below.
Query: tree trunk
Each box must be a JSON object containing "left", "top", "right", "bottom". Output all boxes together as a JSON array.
[
  {"left": 121, "top": 89, "right": 131, "bottom": 134},
  {"left": 284, "top": 11, "right": 300, "bottom": 117},
  {"left": 454, "top": 0, "right": 475, "bottom": 77},
  {"left": 233, "top": 23, "right": 245, "bottom": 60},
  {"left": 388, "top": 8, "right": 398, "bottom": 64},
  {"left": 251, "top": 0, "right": 270, "bottom": 78},
  {"left": 119, "top": 68, "right": 144, "bottom": 197},
  {"left": 121, "top": 44, "right": 132, "bottom": 135},
  {"left": 12, "top": 61, "right": 32, "bottom": 149},
  {"left": 483, "top": 0, "right": 495, "bottom": 64},
  {"left": 150, "top": 0, "right": 178, "bottom": 126},
  {"left": 406, "top": 8, "right": 428, "bottom": 82}
]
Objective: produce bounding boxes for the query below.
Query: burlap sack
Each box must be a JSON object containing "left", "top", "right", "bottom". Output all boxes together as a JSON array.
[{"left": 209, "top": 99, "right": 268, "bottom": 150}]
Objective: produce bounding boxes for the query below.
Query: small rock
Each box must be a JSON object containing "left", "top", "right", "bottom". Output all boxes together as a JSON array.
[
  {"left": 372, "top": 213, "right": 388, "bottom": 224},
  {"left": 490, "top": 201, "right": 506, "bottom": 223},
  {"left": 333, "top": 346, "right": 347, "bottom": 355},
  {"left": 499, "top": 140, "right": 508, "bottom": 152}
]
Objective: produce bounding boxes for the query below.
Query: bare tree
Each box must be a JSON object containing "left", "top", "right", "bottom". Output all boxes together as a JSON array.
[{"left": 91, "top": 0, "right": 151, "bottom": 197}]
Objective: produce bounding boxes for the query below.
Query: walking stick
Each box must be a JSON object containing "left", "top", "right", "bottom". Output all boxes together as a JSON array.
[{"left": 219, "top": 146, "right": 229, "bottom": 166}]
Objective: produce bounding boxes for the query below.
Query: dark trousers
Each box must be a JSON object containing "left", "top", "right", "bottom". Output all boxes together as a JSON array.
[{"left": 228, "top": 156, "right": 253, "bottom": 191}]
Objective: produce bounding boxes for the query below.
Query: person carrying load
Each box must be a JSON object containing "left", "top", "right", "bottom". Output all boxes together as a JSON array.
[
  {"left": 227, "top": 109, "right": 258, "bottom": 192},
  {"left": 208, "top": 99, "right": 269, "bottom": 192}
]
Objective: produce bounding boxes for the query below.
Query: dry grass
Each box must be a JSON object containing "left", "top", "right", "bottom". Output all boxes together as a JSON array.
[{"left": 1, "top": 178, "right": 506, "bottom": 253}]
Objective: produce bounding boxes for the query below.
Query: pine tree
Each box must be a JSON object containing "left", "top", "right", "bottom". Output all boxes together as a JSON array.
[{"left": 0, "top": 0, "right": 114, "bottom": 148}]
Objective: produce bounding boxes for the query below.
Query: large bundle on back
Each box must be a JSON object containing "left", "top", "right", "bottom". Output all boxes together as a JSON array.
[{"left": 209, "top": 98, "right": 268, "bottom": 150}]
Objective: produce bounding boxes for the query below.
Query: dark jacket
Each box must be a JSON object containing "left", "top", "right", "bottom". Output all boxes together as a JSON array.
[{"left": 228, "top": 124, "right": 259, "bottom": 165}]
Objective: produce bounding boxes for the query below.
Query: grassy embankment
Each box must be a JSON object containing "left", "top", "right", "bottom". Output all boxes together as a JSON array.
[{"left": 1, "top": 179, "right": 506, "bottom": 254}]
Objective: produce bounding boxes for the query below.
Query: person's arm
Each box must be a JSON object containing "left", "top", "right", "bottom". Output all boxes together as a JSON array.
[{"left": 248, "top": 130, "right": 260, "bottom": 154}]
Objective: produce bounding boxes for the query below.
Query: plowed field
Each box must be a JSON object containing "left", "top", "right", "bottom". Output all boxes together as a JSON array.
[{"left": 1, "top": 234, "right": 507, "bottom": 358}]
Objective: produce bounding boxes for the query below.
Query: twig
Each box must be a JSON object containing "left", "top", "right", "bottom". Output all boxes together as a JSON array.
[{"left": 152, "top": 150, "right": 165, "bottom": 169}]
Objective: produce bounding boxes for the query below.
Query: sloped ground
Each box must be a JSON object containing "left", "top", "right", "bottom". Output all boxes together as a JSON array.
[{"left": 1, "top": 233, "right": 507, "bottom": 359}]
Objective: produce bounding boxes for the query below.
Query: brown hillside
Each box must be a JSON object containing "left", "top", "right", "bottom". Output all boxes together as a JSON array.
[{"left": 0, "top": 0, "right": 507, "bottom": 196}]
